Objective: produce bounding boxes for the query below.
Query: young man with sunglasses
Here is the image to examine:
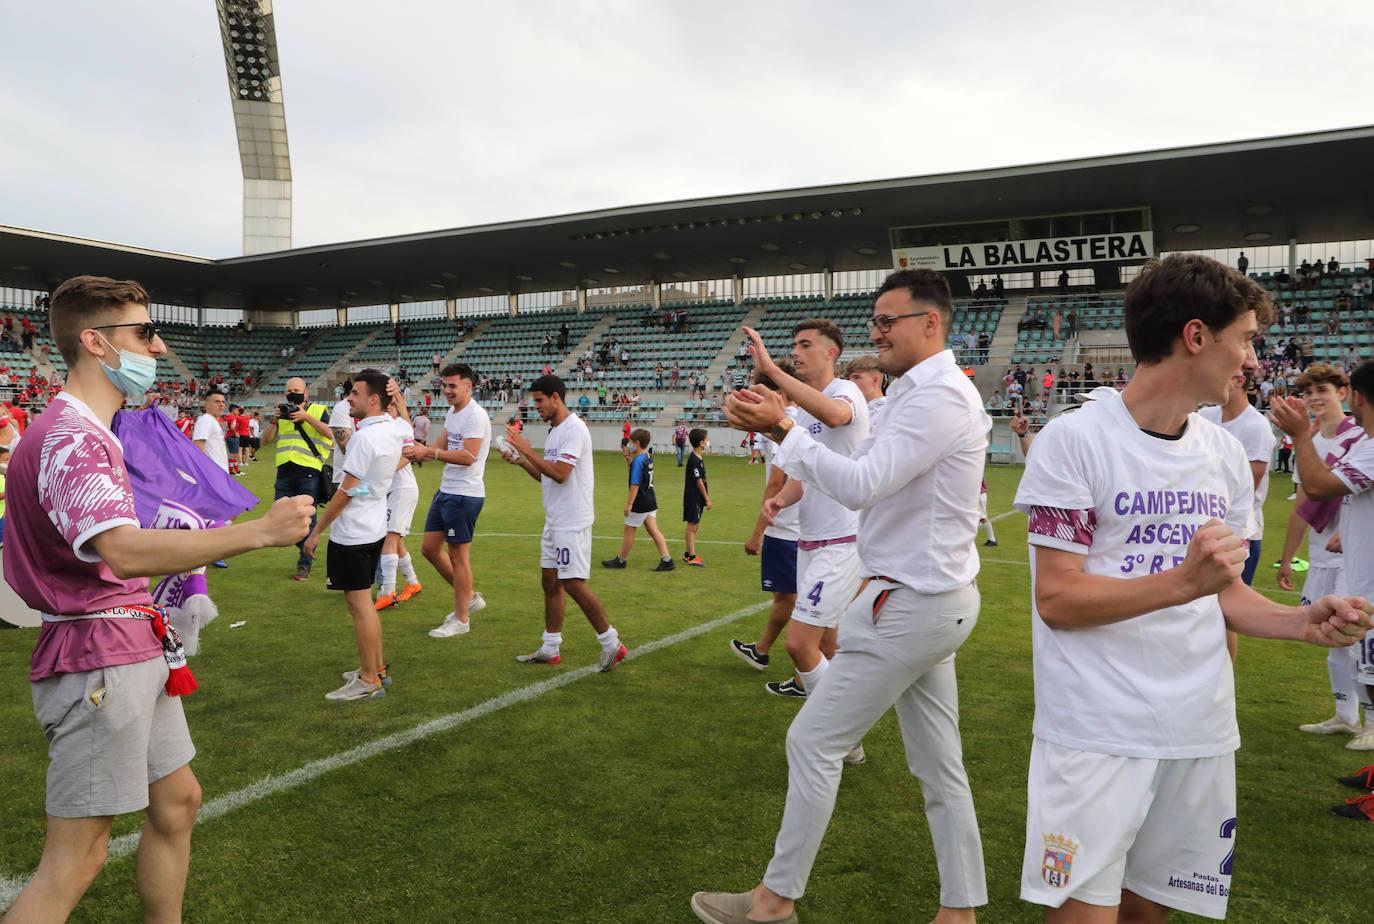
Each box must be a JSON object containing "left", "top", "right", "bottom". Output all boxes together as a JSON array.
[
  {"left": 697, "top": 269, "right": 989, "bottom": 924},
  {"left": 3, "top": 276, "right": 313, "bottom": 921}
]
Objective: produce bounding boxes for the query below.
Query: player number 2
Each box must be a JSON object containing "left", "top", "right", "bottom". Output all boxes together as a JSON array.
[
  {"left": 1218, "top": 817, "right": 1236, "bottom": 876},
  {"left": 806, "top": 581, "right": 824, "bottom": 606}
]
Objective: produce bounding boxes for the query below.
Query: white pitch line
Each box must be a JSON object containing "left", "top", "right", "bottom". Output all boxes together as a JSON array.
[{"left": 0, "top": 600, "right": 768, "bottom": 910}]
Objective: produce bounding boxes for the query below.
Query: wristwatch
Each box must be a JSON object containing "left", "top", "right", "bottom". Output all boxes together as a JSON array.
[{"left": 769, "top": 417, "right": 794, "bottom": 443}]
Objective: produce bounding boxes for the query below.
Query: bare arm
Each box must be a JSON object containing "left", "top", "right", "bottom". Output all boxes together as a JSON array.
[
  {"left": 302, "top": 473, "right": 359, "bottom": 558},
  {"left": 1271, "top": 397, "right": 1349, "bottom": 501},
  {"left": 741, "top": 326, "right": 853, "bottom": 428},
  {"left": 747, "top": 463, "right": 789, "bottom": 553},
  {"left": 89, "top": 496, "right": 314, "bottom": 579},
  {"left": 1032, "top": 520, "right": 1245, "bottom": 629},
  {"left": 1219, "top": 580, "right": 1371, "bottom": 645},
  {"left": 1277, "top": 483, "right": 1313, "bottom": 590},
  {"left": 331, "top": 427, "right": 352, "bottom": 453}
]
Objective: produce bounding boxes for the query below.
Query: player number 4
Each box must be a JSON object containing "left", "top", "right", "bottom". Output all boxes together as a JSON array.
[{"left": 806, "top": 581, "right": 824, "bottom": 607}]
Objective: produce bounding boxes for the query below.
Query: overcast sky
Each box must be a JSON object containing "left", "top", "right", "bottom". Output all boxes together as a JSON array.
[{"left": 3, "top": 0, "right": 1373, "bottom": 259}]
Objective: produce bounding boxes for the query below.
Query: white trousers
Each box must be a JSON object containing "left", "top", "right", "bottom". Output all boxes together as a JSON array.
[{"left": 762, "top": 579, "right": 987, "bottom": 907}]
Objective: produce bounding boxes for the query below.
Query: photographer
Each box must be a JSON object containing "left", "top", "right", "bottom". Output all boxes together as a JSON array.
[{"left": 262, "top": 376, "right": 333, "bottom": 580}]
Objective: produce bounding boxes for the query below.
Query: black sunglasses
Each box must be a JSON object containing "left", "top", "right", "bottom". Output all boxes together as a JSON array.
[{"left": 93, "top": 321, "right": 161, "bottom": 344}]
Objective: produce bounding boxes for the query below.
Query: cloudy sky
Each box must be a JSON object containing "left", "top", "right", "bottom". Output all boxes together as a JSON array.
[{"left": 4, "top": 0, "right": 1372, "bottom": 258}]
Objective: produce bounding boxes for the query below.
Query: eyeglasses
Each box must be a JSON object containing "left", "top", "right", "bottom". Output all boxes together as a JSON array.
[
  {"left": 865, "top": 311, "right": 932, "bottom": 334},
  {"left": 93, "top": 321, "right": 161, "bottom": 344}
]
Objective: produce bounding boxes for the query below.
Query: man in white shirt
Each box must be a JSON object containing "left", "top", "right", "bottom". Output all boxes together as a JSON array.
[
  {"left": 1198, "top": 374, "right": 1276, "bottom": 586},
  {"left": 733, "top": 364, "right": 800, "bottom": 673},
  {"left": 405, "top": 364, "right": 491, "bottom": 638},
  {"left": 739, "top": 318, "right": 869, "bottom": 704},
  {"left": 192, "top": 391, "right": 229, "bottom": 474},
  {"left": 303, "top": 371, "right": 404, "bottom": 701},
  {"left": 700, "top": 270, "right": 991, "bottom": 924},
  {"left": 502, "top": 374, "right": 627, "bottom": 671},
  {"left": 1273, "top": 360, "right": 1374, "bottom": 759},
  {"left": 1276, "top": 364, "right": 1370, "bottom": 736},
  {"left": 1016, "top": 255, "right": 1369, "bottom": 920},
  {"left": 373, "top": 382, "right": 423, "bottom": 611}
]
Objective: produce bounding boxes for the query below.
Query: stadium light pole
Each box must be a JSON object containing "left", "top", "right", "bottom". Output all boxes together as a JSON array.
[{"left": 215, "top": 0, "right": 292, "bottom": 255}]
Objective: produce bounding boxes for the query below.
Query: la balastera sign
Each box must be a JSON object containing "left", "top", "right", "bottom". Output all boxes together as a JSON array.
[{"left": 894, "top": 231, "right": 1154, "bottom": 272}]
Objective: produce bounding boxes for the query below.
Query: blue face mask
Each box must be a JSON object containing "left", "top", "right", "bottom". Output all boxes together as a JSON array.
[{"left": 97, "top": 332, "right": 159, "bottom": 397}]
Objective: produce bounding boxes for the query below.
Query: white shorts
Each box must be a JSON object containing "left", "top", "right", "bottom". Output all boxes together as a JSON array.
[
  {"left": 624, "top": 509, "right": 657, "bottom": 528},
  {"left": 540, "top": 526, "right": 592, "bottom": 580},
  {"left": 1299, "top": 564, "right": 1348, "bottom": 608},
  {"left": 790, "top": 541, "right": 863, "bottom": 629},
  {"left": 1021, "top": 738, "right": 1236, "bottom": 919},
  {"left": 386, "top": 482, "right": 421, "bottom": 536}
]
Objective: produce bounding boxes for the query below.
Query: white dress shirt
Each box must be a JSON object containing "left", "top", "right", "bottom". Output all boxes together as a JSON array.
[{"left": 772, "top": 349, "right": 991, "bottom": 592}]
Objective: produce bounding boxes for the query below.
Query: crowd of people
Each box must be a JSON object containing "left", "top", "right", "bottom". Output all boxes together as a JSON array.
[{"left": 4, "top": 260, "right": 1374, "bottom": 924}]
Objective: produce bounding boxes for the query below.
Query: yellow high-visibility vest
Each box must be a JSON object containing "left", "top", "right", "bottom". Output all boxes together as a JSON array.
[{"left": 274, "top": 402, "right": 333, "bottom": 471}]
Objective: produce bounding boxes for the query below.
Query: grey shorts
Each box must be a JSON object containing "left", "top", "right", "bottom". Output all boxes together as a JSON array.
[{"left": 32, "top": 656, "right": 196, "bottom": 818}]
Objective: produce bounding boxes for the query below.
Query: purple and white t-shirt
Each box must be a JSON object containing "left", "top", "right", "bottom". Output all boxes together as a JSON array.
[
  {"left": 1014, "top": 394, "right": 1252, "bottom": 759},
  {"left": 791, "top": 378, "right": 868, "bottom": 541},
  {"left": 1331, "top": 433, "right": 1374, "bottom": 601},
  {"left": 3, "top": 393, "right": 161, "bottom": 682}
]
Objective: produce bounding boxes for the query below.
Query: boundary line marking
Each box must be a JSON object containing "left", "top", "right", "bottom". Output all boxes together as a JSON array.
[{"left": 0, "top": 601, "right": 768, "bottom": 910}]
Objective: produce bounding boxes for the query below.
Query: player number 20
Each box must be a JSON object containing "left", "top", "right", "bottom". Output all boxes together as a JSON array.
[{"left": 556, "top": 547, "right": 571, "bottom": 566}]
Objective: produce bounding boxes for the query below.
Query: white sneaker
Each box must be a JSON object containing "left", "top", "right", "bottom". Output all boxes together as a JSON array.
[
  {"left": 843, "top": 743, "right": 867, "bottom": 765},
  {"left": 429, "top": 614, "right": 470, "bottom": 638},
  {"left": 1347, "top": 730, "right": 1374, "bottom": 751},
  {"left": 469, "top": 592, "right": 487, "bottom": 615},
  {"left": 1299, "top": 714, "right": 1362, "bottom": 735},
  {"left": 325, "top": 675, "right": 386, "bottom": 701}
]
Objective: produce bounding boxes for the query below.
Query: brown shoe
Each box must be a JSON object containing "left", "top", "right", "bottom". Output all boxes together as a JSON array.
[{"left": 690, "top": 891, "right": 796, "bottom": 924}]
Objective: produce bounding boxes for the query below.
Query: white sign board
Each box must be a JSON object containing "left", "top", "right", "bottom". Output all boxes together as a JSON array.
[{"left": 894, "top": 231, "right": 1154, "bottom": 272}]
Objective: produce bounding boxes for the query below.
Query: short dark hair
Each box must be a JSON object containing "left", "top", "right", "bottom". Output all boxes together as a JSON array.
[
  {"left": 791, "top": 317, "right": 845, "bottom": 356},
  {"left": 353, "top": 369, "right": 390, "bottom": 401},
  {"left": 630, "top": 428, "right": 651, "bottom": 447},
  {"left": 530, "top": 374, "right": 566, "bottom": 401},
  {"left": 441, "top": 363, "right": 474, "bottom": 382},
  {"left": 50, "top": 275, "right": 150, "bottom": 366},
  {"left": 754, "top": 359, "right": 794, "bottom": 390},
  {"left": 1350, "top": 360, "right": 1374, "bottom": 404},
  {"left": 1124, "top": 254, "right": 1273, "bottom": 365},
  {"left": 689, "top": 428, "right": 708, "bottom": 448},
  {"left": 876, "top": 269, "right": 953, "bottom": 332}
]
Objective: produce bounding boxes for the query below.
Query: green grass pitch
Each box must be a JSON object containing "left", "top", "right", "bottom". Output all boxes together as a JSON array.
[{"left": 0, "top": 447, "right": 1367, "bottom": 922}]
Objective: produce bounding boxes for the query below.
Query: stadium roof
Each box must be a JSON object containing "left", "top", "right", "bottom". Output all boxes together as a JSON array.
[{"left": 4, "top": 125, "right": 1373, "bottom": 312}]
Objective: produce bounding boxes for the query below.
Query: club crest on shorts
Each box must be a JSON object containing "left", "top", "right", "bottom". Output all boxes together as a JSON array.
[{"left": 1042, "top": 833, "right": 1079, "bottom": 888}]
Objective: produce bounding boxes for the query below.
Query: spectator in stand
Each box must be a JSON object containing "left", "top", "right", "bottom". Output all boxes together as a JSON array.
[
  {"left": 558, "top": 322, "right": 570, "bottom": 351},
  {"left": 619, "top": 346, "right": 631, "bottom": 369},
  {"left": 987, "top": 391, "right": 1005, "bottom": 416},
  {"left": 1065, "top": 307, "right": 1077, "bottom": 339},
  {"left": 1051, "top": 307, "right": 1063, "bottom": 341},
  {"left": 676, "top": 308, "right": 688, "bottom": 332},
  {"left": 1353, "top": 278, "right": 1366, "bottom": 310},
  {"left": 1057, "top": 268, "right": 1069, "bottom": 294},
  {"left": 577, "top": 393, "right": 590, "bottom": 416},
  {"left": 655, "top": 363, "right": 665, "bottom": 389},
  {"left": 542, "top": 333, "right": 553, "bottom": 355},
  {"left": 976, "top": 331, "right": 990, "bottom": 364},
  {"left": 1295, "top": 300, "right": 1310, "bottom": 323},
  {"left": 992, "top": 274, "right": 1005, "bottom": 299},
  {"left": 1327, "top": 256, "right": 1340, "bottom": 275},
  {"left": 671, "top": 362, "right": 680, "bottom": 390},
  {"left": 1275, "top": 267, "right": 1292, "bottom": 287},
  {"left": 1042, "top": 368, "right": 1055, "bottom": 394},
  {"left": 1237, "top": 252, "right": 1249, "bottom": 276},
  {"left": 1301, "top": 336, "right": 1317, "bottom": 370}
]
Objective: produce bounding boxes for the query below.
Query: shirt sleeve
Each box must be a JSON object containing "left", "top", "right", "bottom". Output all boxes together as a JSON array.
[
  {"left": 328, "top": 401, "right": 352, "bottom": 428},
  {"left": 1333, "top": 438, "right": 1374, "bottom": 496},
  {"left": 1014, "top": 415, "right": 1099, "bottom": 554},
  {"left": 191, "top": 415, "right": 215, "bottom": 441},
  {"left": 37, "top": 428, "right": 141, "bottom": 563},
  {"left": 773, "top": 378, "right": 981, "bottom": 510},
  {"left": 630, "top": 455, "right": 646, "bottom": 486},
  {"left": 342, "top": 430, "right": 376, "bottom": 480}
]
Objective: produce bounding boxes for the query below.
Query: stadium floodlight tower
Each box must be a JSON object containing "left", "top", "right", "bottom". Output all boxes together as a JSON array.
[{"left": 216, "top": 0, "right": 291, "bottom": 254}]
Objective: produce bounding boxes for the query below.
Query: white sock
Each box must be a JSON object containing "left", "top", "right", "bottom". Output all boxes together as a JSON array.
[
  {"left": 398, "top": 553, "right": 419, "bottom": 585},
  {"left": 596, "top": 626, "right": 620, "bottom": 653},
  {"left": 541, "top": 631, "right": 563, "bottom": 654},
  {"left": 798, "top": 656, "right": 830, "bottom": 694},
  {"left": 983, "top": 520, "right": 997, "bottom": 542},
  {"left": 1330, "top": 648, "right": 1361, "bottom": 726},
  {"left": 379, "top": 554, "right": 398, "bottom": 595}
]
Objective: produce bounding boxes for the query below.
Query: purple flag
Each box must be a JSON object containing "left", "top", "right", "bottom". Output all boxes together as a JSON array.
[{"left": 111, "top": 406, "right": 259, "bottom": 529}]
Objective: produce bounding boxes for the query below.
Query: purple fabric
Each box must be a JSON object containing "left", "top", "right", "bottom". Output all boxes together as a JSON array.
[
  {"left": 1028, "top": 505, "right": 1098, "bottom": 547},
  {"left": 111, "top": 406, "right": 258, "bottom": 529},
  {"left": 1296, "top": 419, "right": 1365, "bottom": 532}
]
